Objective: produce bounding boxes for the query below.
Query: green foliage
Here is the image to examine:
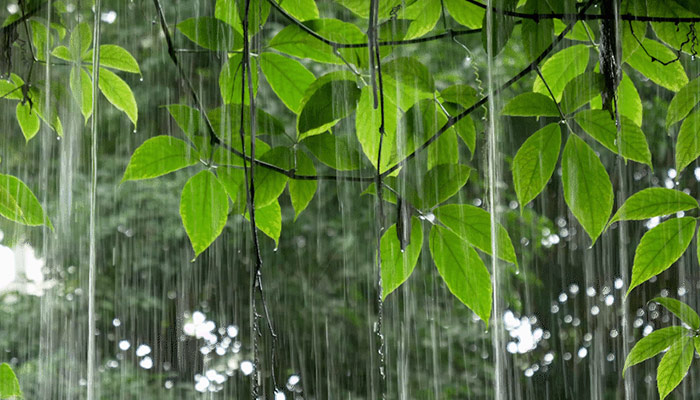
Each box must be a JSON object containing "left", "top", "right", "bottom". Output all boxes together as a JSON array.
[
  {"left": 502, "top": 93, "right": 560, "bottom": 117},
  {"left": 609, "top": 188, "right": 698, "bottom": 225},
  {"left": 0, "top": 363, "right": 22, "bottom": 399},
  {"left": 0, "top": 174, "right": 51, "bottom": 228},
  {"left": 180, "top": 170, "right": 229, "bottom": 258},
  {"left": 259, "top": 52, "right": 315, "bottom": 113},
  {"left": 573, "top": 110, "right": 652, "bottom": 166},
  {"left": 512, "top": 123, "right": 561, "bottom": 208},
  {"left": 122, "top": 136, "right": 200, "bottom": 182},
  {"left": 381, "top": 217, "right": 423, "bottom": 299},
  {"left": 676, "top": 110, "right": 700, "bottom": 174}
]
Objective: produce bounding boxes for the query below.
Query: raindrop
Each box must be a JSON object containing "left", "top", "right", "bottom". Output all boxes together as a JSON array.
[
  {"left": 118, "top": 340, "right": 130, "bottom": 351},
  {"left": 240, "top": 361, "right": 254, "bottom": 376}
]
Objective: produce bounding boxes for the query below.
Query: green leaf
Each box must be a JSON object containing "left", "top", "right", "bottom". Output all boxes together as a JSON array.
[
  {"left": 434, "top": 204, "right": 518, "bottom": 265},
  {"left": 0, "top": 363, "right": 22, "bottom": 399},
  {"left": 444, "top": 0, "right": 484, "bottom": 28},
  {"left": 0, "top": 174, "right": 51, "bottom": 228},
  {"left": 247, "top": 200, "right": 282, "bottom": 246},
  {"left": 675, "top": 110, "right": 700, "bottom": 174},
  {"left": 250, "top": 147, "right": 291, "bottom": 208},
  {"left": 403, "top": 0, "right": 440, "bottom": 40},
  {"left": 69, "top": 22, "right": 91, "bottom": 58},
  {"left": 302, "top": 132, "right": 362, "bottom": 171},
  {"left": 220, "top": 53, "right": 258, "bottom": 105},
  {"left": 609, "top": 188, "right": 698, "bottom": 225},
  {"left": 84, "top": 45, "right": 141, "bottom": 74},
  {"left": 657, "top": 336, "right": 694, "bottom": 399},
  {"left": 297, "top": 71, "right": 361, "bottom": 140},
  {"left": 122, "top": 136, "right": 200, "bottom": 182},
  {"left": 560, "top": 72, "right": 605, "bottom": 115},
  {"left": 512, "top": 123, "right": 561, "bottom": 208},
  {"left": 628, "top": 217, "right": 696, "bottom": 295},
  {"left": 429, "top": 225, "right": 492, "bottom": 325},
  {"left": 626, "top": 38, "right": 688, "bottom": 92},
  {"left": 648, "top": 0, "right": 698, "bottom": 58},
  {"left": 276, "top": 0, "right": 319, "bottom": 21},
  {"left": 16, "top": 102, "right": 40, "bottom": 142},
  {"left": 207, "top": 105, "right": 285, "bottom": 145},
  {"left": 288, "top": 150, "right": 317, "bottom": 219},
  {"left": 440, "top": 84, "right": 478, "bottom": 109},
  {"left": 333, "top": 0, "right": 402, "bottom": 19},
  {"left": 667, "top": 75, "right": 700, "bottom": 128},
  {"left": 561, "top": 134, "right": 614, "bottom": 244},
  {"left": 533, "top": 44, "right": 589, "bottom": 101},
  {"left": 501, "top": 92, "right": 560, "bottom": 117},
  {"left": 97, "top": 67, "right": 138, "bottom": 127},
  {"left": 165, "top": 104, "right": 203, "bottom": 143},
  {"left": 590, "top": 71, "right": 643, "bottom": 126},
  {"left": 481, "top": 0, "right": 516, "bottom": 56},
  {"left": 623, "top": 326, "right": 686, "bottom": 376},
  {"left": 51, "top": 45, "right": 72, "bottom": 62},
  {"left": 30, "top": 20, "right": 50, "bottom": 62},
  {"left": 356, "top": 86, "right": 400, "bottom": 172},
  {"left": 574, "top": 110, "right": 652, "bottom": 166},
  {"left": 214, "top": 0, "right": 270, "bottom": 36},
  {"left": 70, "top": 66, "right": 92, "bottom": 122},
  {"left": 521, "top": 4, "right": 553, "bottom": 62},
  {"left": 652, "top": 297, "right": 700, "bottom": 330},
  {"left": 409, "top": 164, "right": 470, "bottom": 210},
  {"left": 177, "top": 17, "right": 241, "bottom": 51},
  {"left": 453, "top": 114, "right": 476, "bottom": 156},
  {"left": 0, "top": 74, "right": 24, "bottom": 100},
  {"left": 383, "top": 57, "right": 435, "bottom": 111},
  {"left": 260, "top": 52, "right": 315, "bottom": 113},
  {"left": 552, "top": 19, "right": 592, "bottom": 42},
  {"left": 216, "top": 166, "right": 244, "bottom": 202},
  {"left": 381, "top": 217, "right": 423, "bottom": 299},
  {"left": 180, "top": 170, "right": 229, "bottom": 258}
]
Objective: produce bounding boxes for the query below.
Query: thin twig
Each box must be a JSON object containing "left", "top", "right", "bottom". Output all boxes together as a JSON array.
[{"left": 628, "top": 20, "right": 695, "bottom": 65}]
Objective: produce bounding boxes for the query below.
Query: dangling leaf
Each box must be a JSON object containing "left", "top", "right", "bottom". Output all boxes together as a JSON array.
[
  {"left": 97, "top": 67, "right": 138, "bottom": 127},
  {"left": 533, "top": 45, "right": 589, "bottom": 101},
  {"left": 609, "top": 188, "right": 698, "bottom": 225},
  {"left": 574, "top": 109, "right": 652, "bottom": 166},
  {"left": 0, "top": 363, "right": 22, "bottom": 399},
  {"left": 0, "top": 174, "right": 52, "bottom": 228},
  {"left": 623, "top": 326, "right": 686, "bottom": 376},
  {"left": 676, "top": 110, "right": 700, "bottom": 174},
  {"left": 512, "top": 123, "right": 561, "bottom": 208},
  {"left": 288, "top": 150, "right": 317, "bottom": 219},
  {"left": 652, "top": 297, "right": 700, "bottom": 330},
  {"left": 16, "top": 102, "right": 40, "bottom": 142},
  {"left": 259, "top": 52, "right": 315, "bottom": 113},
  {"left": 220, "top": 53, "right": 258, "bottom": 105},
  {"left": 297, "top": 72, "right": 361, "bottom": 140},
  {"left": 177, "top": 16, "right": 241, "bottom": 51},
  {"left": 657, "top": 336, "right": 694, "bottom": 399},
  {"left": 502, "top": 92, "right": 560, "bottom": 117},
  {"left": 626, "top": 38, "right": 688, "bottom": 92},
  {"left": 666, "top": 75, "right": 700, "bottom": 128},
  {"left": 381, "top": 217, "right": 423, "bottom": 299},
  {"left": 180, "top": 170, "right": 229, "bottom": 258},
  {"left": 122, "top": 136, "right": 200, "bottom": 182}
]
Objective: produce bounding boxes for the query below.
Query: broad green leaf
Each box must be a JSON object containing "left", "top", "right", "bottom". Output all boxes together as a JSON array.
[
  {"left": 297, "top": 72, "right": 361, "bottom": 140},
  {"left": 628, "top": 217, "right": 696, "bottom": 295},
  {"left": 574, "top": 110, "right": 652, "bottom": 166},
  {"left": 444, "top": 0, "right": 484, "bottom": 28},
  {"left": 276, "top": 0, "right": 319, "bottom": 21},
  {"left": 560, "top": 72, "right": 605, "bottom": 115},
  {"left": 648, "top": 0, "right": 698, "bottom": 58},
  {"left": 409, "top": 164, "right": 470, "bottom": 210},
  {"left": 269, "top": 19, "right": 367, "bottom": 67},
  {"left": 177, "top": 17, "right": 241, "bottom": 51},
  {"left": 84, "top": 45, "right": 140, "bottom": 74},
  {"left": 383, "top": 57, "right": 435, "bottom": 111},
  {"left": 429, "top": 225, "right": 492, "bottom": 325},
  {"left": 398, "top": 99, "right": 459, "bottom": 170},
  {"left": 16, "top": 102, "right": 40, "bottom": 142},
  {"left": 356, "top": 86, "right": 400, "bottom": 172},
  {"left": 216, "top": 166, "right": 244, "bottom": 202},
  {"left": 561, "top": 134, "right": 614, "bottom": 244},
  {"left": 0, "top": 174, "right": 51, "bottom": 228},
  {"left": 521, "top": 0, "right": 553, "bottom": 62},
  {"left": 652, "top": 297, "right": 700, "bottom": 330},
  {"left": 481, "top": 0, "right": 516, "bottom": 56},
  {"left": 0, "top": 363, "right": 22, "bottom": 399},
  {"left": 434, "top": 204, "right": 518, "bottom": 265},
  {"left": 381, "top": 217, "right": 423, "bottom": 299},
  {"left": 0, "top": 74, "right": 24, "bottom": 100},
  {"left": 533, "top": 45, "right": 589, "bottom": 101},
  {"left": 626, "top": 38, "right": 688, "bottom": 92},
  {"left": 180, "top": 170, "right": 229, "bottom": 258},
  {"left": 70, "top": 66, "right": 92, "bottom": 122},
  {"left": 361, "top": 177, "right": 398, "bottom": 205},
  {"left": 610, "top": 188, "right": 698, "bottom": 225},
  {"left": 501, "top": 92, "right": 560, "bottom": 117},
  {"left": 552, "top": 19, "right": 591, "bottom": 42},
  {"left": 220, "top": 53, "right": 258, "bottom": 105},
  {"left": 667, "top": 76, "right": 700, "bottom": 128},
  {"left": 165, "top": 104, "right": 203, "bottom": 143},
  {"left": 453, "top": 114, "right": 476, "bottom": 156},
  {"left": 512, "top": 123, "right": 561, "bottom": 208},
  {"left": 333, "top": 0, "right": 402, "bottom": 19},
  {"left": 657, "top": 336, "right": 694, "bottom": 399},
  {"left": 590, "top": 71, "right": 643, "bottom": 126},
  {"left": 288, "top": 150, "right": 317, "bottom": 219},
  {"left": 69, "top": 22, "right": 91, "bottom": 58},
  {"left": 51, "top": 45, "right": 72, "bottom": 62},
  {"left": 246, "top": 200, "right": 282, "bottom": 246},
  {"left": 403, "top": 0, "right": 440, "bottom": 40},
  {"left": 676, "top": 110, "right": 700, "bottom": 174},
  {"left": 623, "top": 326, "right": 686, "bottom": 376},
  {"left": 260, "top": 52, "right": 315, "bottom": 113},
  {"left": 32, "top": 87, "right": 63, "bottom": 136},
  {"left": 302, "top": 132, "right": 362, "bottom": 171},
  {"left": 30, "top": 20, "right": 50, "bottom": 62},
  {"left": 122, "top": 136, "right": 199, "bottom": 182},
  {"left": 207, "top": 105, "right": 285, "bottom": 145},
  {"left": 440, "top": 85, "right": 478, "bottom": 109},
  {"left": 97, "top": 67, "right": 138, "bottom": 127},
  {"left": 242, "top": 147, "right": 291, "bottom": 208}
]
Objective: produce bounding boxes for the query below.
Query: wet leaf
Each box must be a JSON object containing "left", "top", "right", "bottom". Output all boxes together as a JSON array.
[
  {"left": 381, "top": 217, "right": 423, "bottom": 299},
  {"left": 623, "top": 326, "right": 686, "bottom": 376},
  {"left": 97, "top": 67, "right": 138, "bottom": 127},
  {"left": 666, "top": 75, "right": 700, "bottom": 128},
  {"left": 0, "top": 363, "right": 22, "bottom": 399},
  {"left": 410, "top": 164, "right": 470, "bottom": 210},
  {"left": 609, "top": 188, "right": 698, "bottom": 225},
  {"left": 590, "top": 71, "right": 643, "bottom": 126},
  {"left": 657, "top": 336, "right": 694, "bottom": 399},
  {"left": 533, "top": 44, "right": 589, "bottom": 101},
  {"left": 298, "top": 72, "right": 361, "bottom": 140},
  {"left": 0, "top": 174, "right": 52, "bottom": 228},
  {"left": 177, "top": 16, "right": 241, "bottom": 51},
  {"left": 288, "top": 150, "right": 317, "bottom": 219},
  {"left": 560, "top": 72, "right": 605, "bottom": 115},
  {"left": 16, "top": 102, "right": 40, "bottom": 142},
  {"left": 180, "top": 170, "right": 229, "bottom": 258},
  {"left": 403, "top": 0, "right": 440, "bottom": 40},
  {"left": 626, "top": 38, "right": 688, "bottom": 92},
  {"left": 356, "top": 86, "right": 399, "bottom": 172},
  {"left": 165, "top": 104, "right": 203, "bottom": 144},
  {"left": 70, "top": 66, "right": 93, "bottom": 123},
  {"left": 260, "top": 52, "right": 315, "bottom": 113},
  {"left": 574, "top": 109, "right": 652, "bottom": 166},
  {"left": 675, "top": 110, "right": 700, "bottom": 174},
  {"left": 501, "top": 92, "right": 561, "bottom": 117},
  {"left": 512, "top": 123, "right": 561, "bottom": 208},
  {"left": 652, "top": 297, "right": 700, "bottom": 330},
  {"left": 84, "top": 45, "right": 140, "bottom": 74},
  {"left": 220, "top": 53, "right": 258, "bottom": 105},
  {"left": 382, "top": 57, "right": 435, "bottom": 111},
  {"left": 122, "top": 136, "right": 199, "bottom": 182},
  {"left": 302, "top": 132, "right": 362, "bottom": 171},
  {"left": 276, "top": 0, "right": 319, "bottom": 21},
  {"left": 628, "top": 217, "right": 696, "bottom": 295},
  {"left": 246, "top": 200, "right": 282, "bottom": 246},
  {"left": 444, "top": 0, "right": 484, "bottom": 28}
]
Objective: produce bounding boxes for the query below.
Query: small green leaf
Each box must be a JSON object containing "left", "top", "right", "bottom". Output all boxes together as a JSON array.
[
  {"left": 657, "top": 336, "right": 694, "bottom": 399},
  {"left": 214, "top": 0, "right": 270, "bottom": 36},
  {"left": 623, "top": 326, "right": 686, "bottom": 376},
  {"left": 275, "top": 0, "right": 319, "bottom": 21},
  {"left": 521, "top": 13, "right": 553, "bottom": 62},
  {"left": 429, "top": 225, "right": 492, "bottom": 325},
  {"left": 260, "top": 52, "right": 315, "bottom": 113},
  {"left": 0, "top": 174, "right": 51, "bottom": 228},
  {"left": 51, "top": 45, "right": 72, "bottom": 62},
  {"left": 207, "top": 105, "right": 285, "bottom": 145},
  {"left": 97, "top": 67, "right": 138, "bottom": 127},
  {"left": 443, "top": 0, "right": 484, "bottom": 28},
  {"left": 381, "top": 217, "right": 423, "bottom": 299},
  {"left": 403, "top": 0, "right": 440, "bottom": 40},
  {"left": 302, "top": 132, "right": 362, "bottom": 171},
  {"left": 69, "top": 22, "right": 91, "bottom": 58},
  {"left": 481, "top": 0, "right": 516, "bottom": 56},
  {"left": 628, "top": 217, "right": 696, "bottom": 295},
  {"left": 560, "top": 72, "right": 605, "bottom": 115},
  {"left": 382, "top": 57, "right": 435, "bottom": 111},
  {"left": 0, "top": 363, "right": 22, "bottom": 399},
  {"left": 410, "top": 164, "right": 470, "bottom": 210},
  {"left": 440, "top": 84, "right": 478, "bottom": 109},
  {"left": 249, "top": 147, "right": 291, "bottom": 208},
  {"left": 30, "top": 20, "right": 50, "bottom": 62},
  {"left": 533, "top": 45, "right": 590, "bottom": 101},
  {"left": 512, "top": 123, "right": 561, "bottom": 208},
  {"left": 122, "top": 136, "right": 199, "bottom": 182},
  {"left": 561, "top": 134, "right": 614, "bottom": 244},
  {"left": 247, "top": 200, "right": 282, "bottom": 246},
  {"left": 627, "top": 38, "right": 688, "bottom": 92},
  {"left": 333, "top": 0, "right": 402, "bottom": 19},
  {"left": 652, "top": 297, "right": 700, "bottom": 330},
  {"left": 70, "top": 66, "right": 93, "bottom": 122},
  {"left": 177, "top": 17, "right": 241, "bottom": 51},
  {"left": 609, "top": 188, "right": 698, "bottom": 225},
  {"left": 180, "top": 170, "right": 229, "bottom": 258},
  {"left": 356, "top": 85, "right": 400, "bottom": 172},
  {"left": 676, "top": 110, "right": 700, "bottom": 174},
  {"left": 220, "top": 53, "right": 258, "bottom": 105},
  {"left": 297, "top": 71, "right": 361, "bottom": 140},
  {"left": 590, "top": 71, "right": 643, "bottom": 126},
  {"left": 216, "top": 166, "right": 244, "bottom": 202},
  {"left": 501, "top": 92, "right": 561, "bottom": 117},
  {"left": 84, "top": 45, "right": 140, "bottom": 74},
  {"left": 434, "top": 204, "right": 517, "bottom": 265},
  {"left": 16, "top": 102, "right": 40, "bottom": 142},
  {"left": 288, "top": 150, "right": 317, "bottom": 219},
  {"left": 574, "top": 109, "right": 652, "bottom": 166},
  {"left": 666, "top": 75, "right": 700, "bottom": 128},
  {"left": 165, "top": 104, "right": 203, "bottom": 143}
]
